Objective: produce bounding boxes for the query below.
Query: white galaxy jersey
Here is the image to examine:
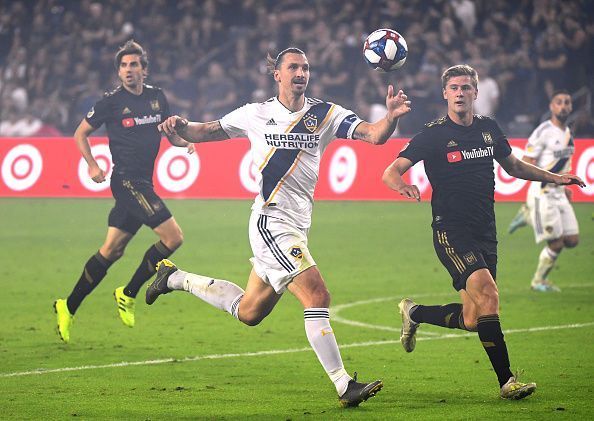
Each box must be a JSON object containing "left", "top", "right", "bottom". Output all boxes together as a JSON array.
[
  {"left": 525, "top": 120, "right": 574, "bottom": 192},
  {"left": 220, "top": 96, "right": 363, "bottom": 228}
]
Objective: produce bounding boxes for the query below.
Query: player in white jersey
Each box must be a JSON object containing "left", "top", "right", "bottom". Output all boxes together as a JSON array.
[
  {"left": 145, "top": 48, "right": 412, "bottom": 407},
  {"left": 508, "top": 90, "right": 579, "bottom": 292}
]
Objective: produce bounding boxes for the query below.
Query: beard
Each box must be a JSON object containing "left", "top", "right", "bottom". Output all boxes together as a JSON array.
[{"left": 556, "top": 113, "right": 569, "bottom": 123}]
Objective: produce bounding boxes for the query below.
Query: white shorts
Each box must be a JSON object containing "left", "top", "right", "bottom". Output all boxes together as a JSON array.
[
  {"left": 248, "top": 212, "right": 316, "bottom": 293},
  {"left": 527, "top": 186, "right": 579, "bottom": 243}
]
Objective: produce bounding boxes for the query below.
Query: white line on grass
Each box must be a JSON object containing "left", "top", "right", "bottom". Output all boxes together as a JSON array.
[
  {"left": 2, "top": 321, "right": 593, "bottom": 378},
  {"left": 331, "top": 283, "right": 594, "bottom": 333}
]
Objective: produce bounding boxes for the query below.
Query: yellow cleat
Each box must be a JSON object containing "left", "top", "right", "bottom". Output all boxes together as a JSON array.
[
  {"left": 114, "top": 287, "right": 135, "bottom": 327},
  {"left": 54, "top": 299, "right": 73, "bottom": 343},
  {"left": 500, "top": 376, "right": 537, "bottom": 400}
]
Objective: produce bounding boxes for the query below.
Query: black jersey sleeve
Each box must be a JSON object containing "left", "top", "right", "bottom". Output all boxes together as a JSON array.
[
  {"left": 491, "top": 119, "right": 512, "bottom": 159},
  {"left": 85, "top": 96, "right": 110, "bottom": 129},
  {"left": 398, "top": 130, "right": 431, "bottom": 164},
  {"left": 159, "top": 90, "right": 171, "bottom": 120}
]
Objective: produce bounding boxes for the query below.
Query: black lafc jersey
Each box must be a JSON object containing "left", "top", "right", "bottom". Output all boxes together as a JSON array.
[
  {"left": 399, "top": 115, "right": 512, "bottom": 232},
  {"left": 85, "top": 84, "right": 170, "bottom": 181}
]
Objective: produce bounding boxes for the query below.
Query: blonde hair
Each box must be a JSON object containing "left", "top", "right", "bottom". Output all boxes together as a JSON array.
[{"left": 441, "top": 64, "right": 478, "bottom": 89}]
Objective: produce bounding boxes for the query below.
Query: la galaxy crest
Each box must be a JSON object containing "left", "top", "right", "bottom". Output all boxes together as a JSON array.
[
  {"left": 290, "top": 246, "right": 303, "bottom": 259},
  {"left": 303, "top": 113, "right": 318, "bottom": 133}
]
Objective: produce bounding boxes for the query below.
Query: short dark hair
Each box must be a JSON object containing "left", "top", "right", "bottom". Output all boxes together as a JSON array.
[
  {"left": 266, "top": 47, "right": 306, "bottom": 74},
  {"left": 441, "top": 64, "right": 478, "bottom": 90},
  {"left": 550, "top": 89, "right": 571, "bottom": 102},
  {"left": 114, "top": 40, "right": 148, "bottom": 70}
]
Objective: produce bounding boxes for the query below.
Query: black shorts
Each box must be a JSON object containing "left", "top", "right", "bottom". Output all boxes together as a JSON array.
[
  {"left": 433, "top": 227, "right": 498, "bottom": 291},
  {"left": 108, "top": 173, "right": 172, "bottom": 235}
]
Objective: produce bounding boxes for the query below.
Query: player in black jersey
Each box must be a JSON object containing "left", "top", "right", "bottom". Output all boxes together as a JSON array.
[
  {"left": 53, "top": 40, "right": 194, "bottom": 343},
  {"left": 383, "top": 64, "right": 585, "bottom": 400}
]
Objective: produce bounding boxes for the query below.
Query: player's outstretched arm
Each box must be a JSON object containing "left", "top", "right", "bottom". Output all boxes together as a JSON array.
[
  {"left": 353, "top": 85, "right": 411, "bottom": 145},
  {"left": 498, "top": 153, "right": 586, "bottom": 187},
  {"left": 382, "top": 156, "right": 421, "bottom": 201},
  {"left": 74, "top": 119, "right": 105, "bottom": 183},
  {"left": 158, "top": 116, "right": 230, "bottom": 144}
]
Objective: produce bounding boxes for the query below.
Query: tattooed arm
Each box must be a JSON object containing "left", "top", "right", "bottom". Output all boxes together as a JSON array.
[{"left": 158, "top": 116, "right": 230, "bottom": 143}]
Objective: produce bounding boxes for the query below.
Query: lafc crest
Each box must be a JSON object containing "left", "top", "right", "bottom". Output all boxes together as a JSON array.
[
  {"left": 303, "top": 113, "right": 318, "bottom": 133},
  {"left": 482, "top": 132, "right": 493, "bottom": 145},
  {"left": 150, "top": 100, "right": 160, "bottom": 111}
]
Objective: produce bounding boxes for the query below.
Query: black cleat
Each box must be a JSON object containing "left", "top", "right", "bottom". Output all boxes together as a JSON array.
[
  {"left": 338, "top": 373, "right": 383, "bottom": 408},
  {"left": 146, "top": 259, "right": 176, "bottom": 305}
]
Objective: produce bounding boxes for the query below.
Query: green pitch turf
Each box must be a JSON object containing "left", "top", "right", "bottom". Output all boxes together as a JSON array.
[{"left": 1, "top": 199, "right": 593, "bottom": 419}]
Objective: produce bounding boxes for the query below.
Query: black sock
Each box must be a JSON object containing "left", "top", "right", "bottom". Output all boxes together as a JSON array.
[
  {"left": 477, "top": 314, "right": 514, "bottom": 387},
  {"left": 124, "top": 241, "right": 172, "bottom": 298},
  {"left": 67, "top": 252, "right": 113, "bottom": 314},
  {"left": 410, "top": 303, "right": 467, "bottom": 330}
]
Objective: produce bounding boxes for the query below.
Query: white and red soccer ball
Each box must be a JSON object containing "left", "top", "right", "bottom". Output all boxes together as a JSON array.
[{"left": 363, "top": 28, "right": 408, "bottom": 72}]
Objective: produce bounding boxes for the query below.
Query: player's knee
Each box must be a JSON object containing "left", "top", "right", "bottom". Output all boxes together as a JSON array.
[
  {"left": 101, "top": 245, "right": 124, "bottom": 261},
  {"left": 309, "top": 285, "right": 331, "bottom": 308},
  {"left": 477, "top": 288, "right": 499, "bottom": 314},
  {"left": 162, "top": 231, "right": 184, "bottom": 251},
  {"left": 239, "top": 311, "right": 264, "bottom": 327}
]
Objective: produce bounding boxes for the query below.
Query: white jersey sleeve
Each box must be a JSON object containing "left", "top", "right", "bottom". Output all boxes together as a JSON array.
[{"left": 220, "top": 104, "right": 252, "bottom": 138}]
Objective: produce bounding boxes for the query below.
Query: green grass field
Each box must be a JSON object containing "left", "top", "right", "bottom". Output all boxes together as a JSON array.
[{"left": 1, "top": 199, "right": 593, "bottom": 420}]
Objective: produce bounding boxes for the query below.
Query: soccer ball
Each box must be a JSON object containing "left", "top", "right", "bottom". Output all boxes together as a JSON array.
[{"left": 363, "top": 29, "right": 408, "bottom": 72}]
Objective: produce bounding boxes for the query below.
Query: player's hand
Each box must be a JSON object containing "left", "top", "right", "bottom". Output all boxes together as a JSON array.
[
  {"left": 397, "top": 183, "right": 421, "bottom": 201},
  {"left": 186, "top": 143, "right": 195, "bottom": 154},
  {"left": 158, "top": 116, "right": 188, "bottom": 137},
  {"left": 386, "top": 85, "right": 411, "bottom": 120},
  {"left": 89, "top": 164, "right": 106, "bottom": 183},
  {"left": 555, "top": 173, "right": 585, "bottom": 187}
]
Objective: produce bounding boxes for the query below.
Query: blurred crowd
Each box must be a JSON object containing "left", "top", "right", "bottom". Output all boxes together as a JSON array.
[{"left": 0, "top": 0, "right": 593, "bottom": 137}]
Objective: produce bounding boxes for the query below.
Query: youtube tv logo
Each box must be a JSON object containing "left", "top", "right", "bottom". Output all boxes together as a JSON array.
[
  {"left": 122, "top": 118, "right": 135, "bottom": 128},
  {"left": 447, "top": 150, "right": 462, "bottom": 162}
]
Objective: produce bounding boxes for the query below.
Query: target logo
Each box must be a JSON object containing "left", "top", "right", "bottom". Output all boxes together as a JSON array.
[
  {"left": 576, "top": 146, "right": 594, "bottom": 196},
  {"left": 239, "top": 150, "right": 259, "bottom": 193},
  {"left": 328, "top": 146, "right": 357, "bottom": 194},
  {"left": 409, "top": 161, "right": 430, "bottom": 193},
  {"left": 494, "top": 146, "right": 528, "bottom": 195},
  {"left": 157, "top": 146, "right": 200, "bottom": 192},
  {"left": 78, "top": 144, "right": 113, "bottom": 192},
  {"left": 1, "top": 144, "right": 43, "bottom": 191}
]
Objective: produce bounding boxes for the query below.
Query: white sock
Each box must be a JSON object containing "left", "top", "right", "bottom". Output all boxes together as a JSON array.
[
  {"left": 304, "top": 308, "right": 352, "bottom": 396},
  {"left": 532, "top": 247, "right": 559, "bottom": 283},
  {"left": 168, "top": 270, "right": 244, "bottom": 317}
]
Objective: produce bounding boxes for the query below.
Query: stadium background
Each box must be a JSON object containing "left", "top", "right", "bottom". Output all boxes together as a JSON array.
[
  {"left": 1, "top": 0, "right": 594, "bottom": 201},
  {"left": 1, "top": 1, "right": 594, "bottom": 419}
]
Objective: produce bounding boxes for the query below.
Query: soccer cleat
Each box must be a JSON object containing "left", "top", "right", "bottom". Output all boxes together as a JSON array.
[
  {"left": 54, "top": 299, "right": 73, "bottom": 343},
  {"left": 398, "top": 298, "right": 419, "bottom": 353},
  {"left": 338, "top": 373, "right": 383, "bottom": 408},
  {"left": 114, "top": 287, "right": 135, "bottom": 327},
  {"left": 530, "top": 280, "right": 561, "bottom": 292},
  {"left": 508, "top": 205, "right": 528, "bottom": 234},
  {"left": 145, "top": 259, "right": 176, "bottom": 305},
  {"left": 500, "top": 376, "right": 537, "bottom": 400}
]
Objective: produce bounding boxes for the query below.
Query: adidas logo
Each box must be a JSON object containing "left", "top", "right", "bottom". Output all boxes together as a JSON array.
[
  {"left": 122, "top": 107, "right": 132, "bottom": 115},
  {"left": 266, "top": 118, "right": 277, "bottom": 126},
  {"left": 447, "top": 139, "right": 458, "bottom": 147}
]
